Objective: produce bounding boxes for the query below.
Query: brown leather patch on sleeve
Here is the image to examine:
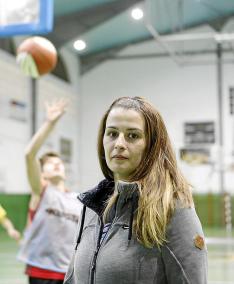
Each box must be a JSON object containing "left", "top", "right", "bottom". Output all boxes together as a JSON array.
[{"left": 194, "top": 234, "right": 205, "bottom": 250}]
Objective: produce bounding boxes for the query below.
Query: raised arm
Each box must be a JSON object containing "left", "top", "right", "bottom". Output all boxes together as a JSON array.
[{"left": 25, "top": 99, "right": 67, "bottom": 195}]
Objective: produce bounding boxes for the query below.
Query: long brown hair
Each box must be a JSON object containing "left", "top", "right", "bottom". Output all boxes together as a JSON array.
[{"left": 98, "top": 97, "right": 193, "bottom": 247}]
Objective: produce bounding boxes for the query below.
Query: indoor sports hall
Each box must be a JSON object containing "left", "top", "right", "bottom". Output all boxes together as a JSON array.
[{"left": 0, "top": 1, "right": 234, "bottom": 284}]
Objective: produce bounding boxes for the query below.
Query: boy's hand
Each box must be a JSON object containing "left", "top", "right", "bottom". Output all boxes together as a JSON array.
[
  {"left": 45, "top": 99, "right": 68, "bottom": 123},
  {"left": 7, "top": 227, "right": 21, "bottom": 242}
]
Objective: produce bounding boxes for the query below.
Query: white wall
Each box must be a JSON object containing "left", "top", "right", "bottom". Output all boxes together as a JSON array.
[
  {"left": 81, "top": 26, "right": 234, "bottom": 194},
  {"left": 2, "top": 25, "right": 234, "bottom": 195},
  {"left": 0, "top": 46, "right": 81, "bottom": 193},
  {"left": 0, "top": 50, "right": 29, "bottom": 193}
]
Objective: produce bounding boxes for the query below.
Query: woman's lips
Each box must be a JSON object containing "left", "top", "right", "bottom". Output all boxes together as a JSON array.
[{"left": 112, "top": 155, "right": 128, "bottom": 160}]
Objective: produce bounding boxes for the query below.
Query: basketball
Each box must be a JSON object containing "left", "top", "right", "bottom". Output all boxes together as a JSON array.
[{"left": 16, "top": 36, "right": 57, "bottom": 78}]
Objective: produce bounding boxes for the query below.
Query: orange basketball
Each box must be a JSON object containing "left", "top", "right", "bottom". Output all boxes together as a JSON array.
[{"left": 17, "top": 36, "right": 57, "bottom": 78}]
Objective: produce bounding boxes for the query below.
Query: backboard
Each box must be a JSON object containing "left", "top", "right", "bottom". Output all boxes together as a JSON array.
[{"left": 0, "top": 0, "right": 54, "bottom": 37}]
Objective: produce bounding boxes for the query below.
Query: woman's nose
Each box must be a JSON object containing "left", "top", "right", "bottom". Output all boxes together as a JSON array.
[{"left": 114, "top": 134, "right": 126, "bottom": 149}]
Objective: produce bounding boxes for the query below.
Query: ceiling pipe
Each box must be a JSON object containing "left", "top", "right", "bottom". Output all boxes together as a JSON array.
[
  {"left": 144, "top": 0, "right": 181, "bottom": 65},
  {"left": 147, "top": 32, "right": 234, "bottom": 43},
  {"left": 144, "top": 0, "right": 234, "bottom": 65}
]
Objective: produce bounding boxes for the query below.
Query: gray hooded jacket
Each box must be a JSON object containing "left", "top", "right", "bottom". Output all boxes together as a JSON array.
[{"left": 64, "top": 179, "right": 208, "bottom": 284}]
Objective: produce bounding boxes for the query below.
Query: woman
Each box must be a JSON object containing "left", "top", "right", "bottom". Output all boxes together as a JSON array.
[{"left": 65, "top": 96, "right": 207, "bottom": 284}]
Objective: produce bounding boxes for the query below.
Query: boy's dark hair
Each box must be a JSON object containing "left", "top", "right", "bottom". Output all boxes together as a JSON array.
[{"left": 39, "top": 151, "right": 61, "bottom": 168}]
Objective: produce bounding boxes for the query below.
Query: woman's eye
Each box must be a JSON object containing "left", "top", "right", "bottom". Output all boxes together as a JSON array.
[
  {"left": 108, "top": 131, "right": 118, "bottom": 138},
  {"left": 128, "top": 133, "right": 138, "bottom": 139}
]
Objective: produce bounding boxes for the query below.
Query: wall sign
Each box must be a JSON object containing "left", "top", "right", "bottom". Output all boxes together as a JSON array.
[{"left": 184, "top": 122, "right": 215, "bottom": 144}]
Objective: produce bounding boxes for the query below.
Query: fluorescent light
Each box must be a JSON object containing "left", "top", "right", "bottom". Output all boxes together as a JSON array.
[
  {"left": 131, "top": 8, "right": 144, "bottom": 20},
  {"left": 214, "top": 33, "right": 234, "bottom": 42},
  {"left": 73, "top": 39, "right": 86, "bottom": 51}
]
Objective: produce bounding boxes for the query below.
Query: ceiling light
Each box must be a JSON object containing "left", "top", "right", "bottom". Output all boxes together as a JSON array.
[
  {"left": 73, "top": 39, "right": 86, "bottom": 51},
  {"left": 131, "top": 8, "right": 144, "bottom": 20},
  {"left": 214, "top": 33, "right": 234, "bottom": 42}
]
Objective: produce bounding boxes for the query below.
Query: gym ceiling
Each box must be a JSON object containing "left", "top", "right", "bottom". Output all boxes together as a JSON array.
[{"left": 1, "top": 0, "right": 234, "bottom": 77}]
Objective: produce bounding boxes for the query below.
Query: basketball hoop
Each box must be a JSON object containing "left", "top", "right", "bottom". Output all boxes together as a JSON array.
[{"left": 0, "top": 0, "right": 54, "bottom": 37}]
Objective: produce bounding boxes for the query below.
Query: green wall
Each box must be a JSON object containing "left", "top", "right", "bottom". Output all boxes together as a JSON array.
[
  {"left": 0, "top": 194, "right": 30, "bottom": 232},
  {"left": 0, "top": 193, "right": 233, "bottom": 233},
  {"left": 193, "top": 193, "right": 234, "bottom": 228}
]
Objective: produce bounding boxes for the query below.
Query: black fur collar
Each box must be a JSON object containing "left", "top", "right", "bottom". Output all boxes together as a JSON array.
[{"left": 78, "top": 179, "right": 115, "bottom": 216}]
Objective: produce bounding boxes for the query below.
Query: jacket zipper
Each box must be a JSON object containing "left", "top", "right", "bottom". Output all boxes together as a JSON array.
[
  {"left": 89, "top": 195, "right": 131, "bottom": 283},
  {"left": 89, "top": 211, "right": 119, "bottom": 284},
  {"left": 90, "top": 219, "right": 103, "bottom": 284}
]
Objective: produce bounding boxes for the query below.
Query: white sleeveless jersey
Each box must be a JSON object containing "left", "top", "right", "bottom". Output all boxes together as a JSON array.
[{"left": 18, "top": 185, "right": 82, "bottom": 273}]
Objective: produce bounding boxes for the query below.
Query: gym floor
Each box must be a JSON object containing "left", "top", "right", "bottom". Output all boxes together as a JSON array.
[
  {"left": 0, "top": 230, "right": 234, "bottom": 284},
  {"left": 0, "top": 231, "right": 26, "bottom": 284}
]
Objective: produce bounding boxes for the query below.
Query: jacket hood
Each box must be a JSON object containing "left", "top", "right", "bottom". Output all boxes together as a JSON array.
[
  {"left": 76, "top": 179, "right": 140, "bottom": 244},
  {"left": 78, "top": 179, "right": 140, "bottom": 216},
  {"left": 78, "top": 179, "right": 115, "bottom": 216}
]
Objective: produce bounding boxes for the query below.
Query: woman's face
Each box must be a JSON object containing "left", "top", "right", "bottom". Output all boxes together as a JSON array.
[{"left": 103, "top": 107, "right": 146, "bottom": 181}]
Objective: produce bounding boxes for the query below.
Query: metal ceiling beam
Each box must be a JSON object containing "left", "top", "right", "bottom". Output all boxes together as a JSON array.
[
  {"left": 111, "top": 47, "right": 234, "bottom": 60},
  {"left": 79, "top": 12, "right": 234, "bottom": 74},
  {"left": 207, "top": 15, "right": 231, "bottom": 31},
  {"left": 46, "top": 0, "right": 142, "bottom": 48},
  {"left": 81, "top": 14, "right": 234, "bottom": 58},
  {"left": 80, "top": 46, "right": 234, "bottom": 75}
]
